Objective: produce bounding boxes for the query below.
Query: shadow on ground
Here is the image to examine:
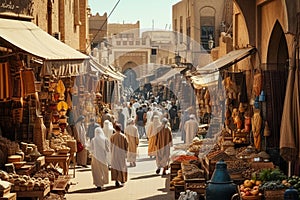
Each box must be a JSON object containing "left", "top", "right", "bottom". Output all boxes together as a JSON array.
[
  {"left": 67, "top": 185, "right": 119, "bottom": 194},
  {"left": 137, "top": 194, "right": 173, "bottom": 200},
  {"left": 130, "top": 174, "right": 160, "bottom": 180}
]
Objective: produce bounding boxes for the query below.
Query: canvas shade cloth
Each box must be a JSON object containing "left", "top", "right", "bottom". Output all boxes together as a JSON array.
[
  {"left": 150, "top": 68, "right": 183, "bottom": 85},
  {"left": 191, "top": 47, "right": 256, "bottom": 88},
  {"left": 0, "top": 18, "right": 88, "bottom": 76},
  {"left": 280, "top": 40, "right": 300, "bottom": 164}
]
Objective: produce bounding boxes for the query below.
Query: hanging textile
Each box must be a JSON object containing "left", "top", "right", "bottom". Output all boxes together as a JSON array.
[
  {"left": 0, "top": 62, "right": 12, "bottom": 100},
  {"left": 20, "top": 68, "right": 36, "bottom": 97},
  {"left": 280, "top": 13, "right": 300, "bottom": 176},
  {"left": 239, "top": 73, "right": 248, "bottom": 103}
]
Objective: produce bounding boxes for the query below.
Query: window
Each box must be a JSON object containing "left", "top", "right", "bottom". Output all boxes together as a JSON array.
[
  {"left": 200, "top": 7, "right": 215, "bottom": 51},
  {"left": 201, "top": 26, "right": 214, "bottom": 50},
  {"left": 151, "top": 48, "right": 157, "bottom": 55}
]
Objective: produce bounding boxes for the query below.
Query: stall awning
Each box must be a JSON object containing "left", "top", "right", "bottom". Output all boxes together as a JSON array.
[
  {"left": 88, "top": 57, "right": 107, "bottom": 76},
  {"left": 0, "top": 18, "right": 88, "bottom": 60},
  {"left": 0, "top": 18, "right": 89, "bottom": 77},
  {"left": 197, "top": 47, "right": 256, "bottom": 74},
  {"left": 88, "top": 56, "right": 124, "bottom": 81},
  {"left": 151, "top": 68, "right": 184, "bottom": 84},
  {"left": 191, "top": 47, "right": 256, "bottom": 86}
]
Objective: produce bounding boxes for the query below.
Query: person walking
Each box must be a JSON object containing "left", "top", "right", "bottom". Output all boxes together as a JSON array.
[
  {"left": 147, "top": 115, "right": 161, "bottom": 158},
  {"left": 179, "top": 110, "right": 190, "bottom": 143},
  {"left": 110, "top": 124, "right": 129, "bottom": 187},
  {"left": 124, "top": 118, "right": 139, "bottom": 167},
  {"left": 136, "top": 106, "right": 146, "bottom": 139},
  {"left": 74, "top": 115, "right": 88, "bottom": 167},
  {"left": 86, "top": 118, "right": 100, "bottom": 141},
  {"left": 155, "top": 118, "right": 173, "bottom": 175},
  {"left": 169, "top": 102, "right": 178, "bottom": 131},
  {"left": 184, "top": 114, "right": 199, "bottom": 145},
  {"left": 87, "top": 127, "right": 110, "bottom": 190},
  {"left": 102, "top": 120, "right": 114, "bottom": 167}
]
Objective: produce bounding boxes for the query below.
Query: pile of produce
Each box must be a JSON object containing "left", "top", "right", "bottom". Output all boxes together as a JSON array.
[{"left": 239, "top": 179, "right": 262, "bottom": 198}]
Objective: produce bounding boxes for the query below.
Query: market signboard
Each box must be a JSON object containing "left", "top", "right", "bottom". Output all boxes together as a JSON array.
[{"left": 0, "top": 0, "right": 33, "bottom": 17}]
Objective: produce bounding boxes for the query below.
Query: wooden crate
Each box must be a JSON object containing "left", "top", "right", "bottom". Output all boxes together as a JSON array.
[
  {"left": 185, "top": 178, "right": 206, "bottom": 196},
  {"left": 264, "top": 189, "right": 285, "bottom": 200},
  {"left": 174, "top": 185, "right": 185, "bottom": 199},
  {"left": 170, "top": 162, "right": 181, "bottom": 174},
  {"left": 0, "top": 193, "right": 16, "bottom": 200}
]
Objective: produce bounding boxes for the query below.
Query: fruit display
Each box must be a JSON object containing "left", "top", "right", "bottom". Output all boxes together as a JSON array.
[
  {"left": 6, "top": 174, "right": 50, "bottom": 191},
  {"left": 257, "top": 168, "right": 287, "bottom": 182},
  {"left": 259, "top": 180, "right": 285, "bottom": 190},
  {"left": 285, "top": 175, "right": 300, "bottom": 198},
  {"left": 239, "top": 179, "right": 263, "bottom": 198}
]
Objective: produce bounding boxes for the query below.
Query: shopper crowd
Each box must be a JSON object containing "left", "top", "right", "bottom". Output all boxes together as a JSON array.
[{"left": 67, "top": 97, "right": 200, "bottom": 190}]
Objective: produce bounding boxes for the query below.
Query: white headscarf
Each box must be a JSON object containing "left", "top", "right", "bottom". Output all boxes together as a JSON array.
[
  {"left": 152, "top": 115, "right": 162, "bottom": 135},
  {"left": 102, "top": 120, "right": 114, "bottom": 139},
  {"left": 87, "top": 127, "right": 109, "bottom": 163}
]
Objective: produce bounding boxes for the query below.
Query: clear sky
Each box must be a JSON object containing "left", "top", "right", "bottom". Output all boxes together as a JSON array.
[{"left": 88, "top": 0, "right": 181, "bottom": 32}]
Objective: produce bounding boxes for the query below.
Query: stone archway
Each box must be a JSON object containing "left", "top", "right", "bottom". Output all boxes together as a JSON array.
[{"left": 123, "top": 62, "right": 139, "bottom": 98}]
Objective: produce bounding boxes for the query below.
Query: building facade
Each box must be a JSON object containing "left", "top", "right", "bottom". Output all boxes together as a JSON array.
[
  {"left": 32, "top": 0, "right": 90, "bottom": 54},
  {"left": 172, "top": 0, "right": 233, "bottom": 67},
  {"left": 231, "top": 0, "right": 300, "bottom": 174}
]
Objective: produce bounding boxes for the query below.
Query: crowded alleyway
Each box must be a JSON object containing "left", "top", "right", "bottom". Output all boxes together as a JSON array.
[{"left": 65, "top": 132, "right": 182, "bottom": 200}]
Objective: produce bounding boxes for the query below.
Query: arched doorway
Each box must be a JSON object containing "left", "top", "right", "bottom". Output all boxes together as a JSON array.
[
  {"left": 123, "top": 68, "right": 138, "bottom": 99},
  {"left": 265, "top": 20, "right": 289, "bottom": 169}
]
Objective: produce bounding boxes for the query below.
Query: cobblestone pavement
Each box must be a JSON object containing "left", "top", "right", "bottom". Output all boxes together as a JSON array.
[{"left": 64, "top": 132, "right": 183, "bottom": 200}]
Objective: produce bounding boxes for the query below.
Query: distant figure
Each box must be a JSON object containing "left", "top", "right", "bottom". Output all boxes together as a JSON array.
[
  {"left": 147, "top": 115, "right": 161, "bottom": 158},
  {"left": 155, "top": 118, "right": 173, "bottom": 175},
  {"left": 136, "top": 106, "right": 146, "bottom": 139},
  {"left": 124, "top": 118, "right": 139, "bottom": 167},
  {"left": 110, "top": 124, "right": 128, "bottom": 187},
  {"left": 169, "top": 102, "right": 178, "bottom": 131},
  {"left": 86, "top": 118, "right": 100, "bottom": 141},
  {"left": 117, "top": 108, "right": 125, "bottom": 132},
  {"left": 101, "top": 108, "right": 112, "bottom": 127},
  {"left": 179, "top": 110, "right": 190, "bottom": 143},
  {"left": 88, "top": 127, "right": 109, "bottom": 190},
  {"left": 74, "top": 115, "right": 88, "bottom": 167},
  {"left": 184, "top": 114, "right": 199, "bottom": 145}
]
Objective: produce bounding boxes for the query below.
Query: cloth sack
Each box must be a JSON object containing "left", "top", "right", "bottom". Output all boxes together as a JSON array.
[{"left": 77, "top": 141, "right": 84, "bottom": 152}]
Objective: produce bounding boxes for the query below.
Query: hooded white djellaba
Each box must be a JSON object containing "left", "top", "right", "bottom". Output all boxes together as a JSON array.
[
  {"left": 87, "top": 127, "right": 109, "bottom": 164},
  {"left": 102, "top": 120, "right": 114, "bottom": 165}
]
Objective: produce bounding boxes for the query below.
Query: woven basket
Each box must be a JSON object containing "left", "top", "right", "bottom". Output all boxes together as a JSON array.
[{"left": 241, "top": 195, "right": 262, "bottom": 200}]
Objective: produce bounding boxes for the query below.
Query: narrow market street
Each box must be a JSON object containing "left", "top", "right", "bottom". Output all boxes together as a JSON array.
[{"left": 65, "top": 132, "right": 182, "bottom": 200}]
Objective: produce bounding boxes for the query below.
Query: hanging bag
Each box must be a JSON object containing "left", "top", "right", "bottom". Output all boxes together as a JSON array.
[
  {"left": 253, "top": 68, "right": 263, "bottom": 97},
  {"left": 77, "top": 141, "right": 84, "bottom": 152}
]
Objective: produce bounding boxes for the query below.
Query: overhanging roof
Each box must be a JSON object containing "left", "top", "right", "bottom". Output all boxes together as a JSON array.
[
  {"left": 89, "top": 56, "right": 124, "bottom": 81},
  {"left": 151, "top": 68, "right": 184, "bottom": 84},
  {"left": 197, "top": 47, "right": 256, "bottom": 74},
  {"left": 0, "top": 18, "right": 88, "bottom": 61},
  {"left": 191, "top": 47, "right": 256, "bottom": 86}
]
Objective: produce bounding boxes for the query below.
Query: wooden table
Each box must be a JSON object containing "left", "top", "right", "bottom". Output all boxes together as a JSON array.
[{"left": 45, "top": 153, "right": 70, "bottom": 175}]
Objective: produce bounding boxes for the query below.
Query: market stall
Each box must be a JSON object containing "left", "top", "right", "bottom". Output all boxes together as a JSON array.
[{"left": 166, "top": 47, "right": 300, "bottom": 199}]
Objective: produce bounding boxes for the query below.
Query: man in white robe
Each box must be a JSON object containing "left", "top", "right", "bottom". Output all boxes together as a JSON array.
[
  {"left": 87, "top": 127, "right": 109, "bottom": 190},
  {"left": 184, "top": 114, "right": 199, "bottom": 145}
]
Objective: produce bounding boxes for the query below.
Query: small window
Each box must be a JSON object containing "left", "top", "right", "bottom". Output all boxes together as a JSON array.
[{"left": 151, "top": 48, "right": 157, "bottom": 55}]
